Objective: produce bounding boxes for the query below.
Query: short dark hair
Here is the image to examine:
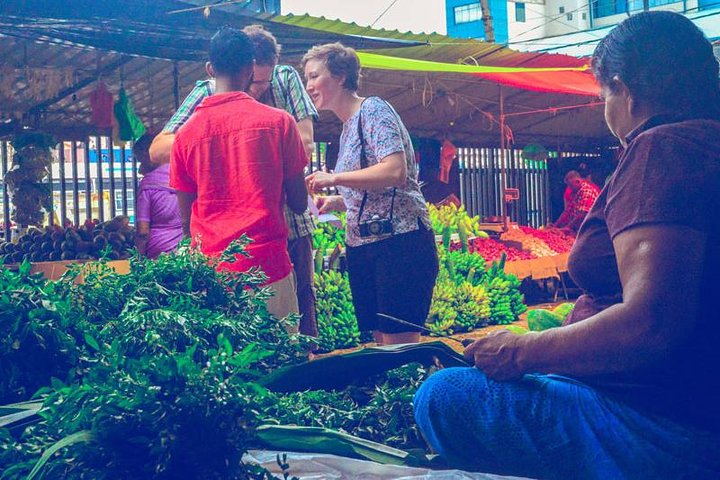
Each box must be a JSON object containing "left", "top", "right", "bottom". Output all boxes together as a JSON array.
[
  {"left": 209, "top": 26, "right": 254, "bottom": 75},
  {"left": 301, "top": 42, "right": 360, "bottom": 91},
  {"left": 242, "top": 24, "right": 280, "bottom": 66},
  {"left": 132, "top": 134, "right": 153, "bottom": 156},
  {"left": 564, "top": 170, "right": 581, "bottom": 182},
  {"left": 592, "top": 11, "right": 720, "bottom": 119}
]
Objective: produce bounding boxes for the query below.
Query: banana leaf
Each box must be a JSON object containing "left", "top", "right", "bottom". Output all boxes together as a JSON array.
[
  {"left": 0, "top": 399, "right": 43, "bottom": 429},
  {"left": 255, "top": 425, "right": 433, "bottom": 467},
  {"left": 260, "top": 341, "right": 470, "bottom": 393}
]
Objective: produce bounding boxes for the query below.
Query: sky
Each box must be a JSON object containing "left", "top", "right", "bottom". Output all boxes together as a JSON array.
[{"left": 281, "top": 0, "right": 447, "bottom": 34}]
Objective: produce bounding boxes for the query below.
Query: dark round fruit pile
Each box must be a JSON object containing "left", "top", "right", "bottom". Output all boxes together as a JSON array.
[{"left": 0, "top": 216, "right": 134, "bottom": 264}]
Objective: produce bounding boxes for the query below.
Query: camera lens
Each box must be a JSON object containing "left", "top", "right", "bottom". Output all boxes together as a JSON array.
[{"left": 369, "top": 222, "right": 381, "bottom": 235}]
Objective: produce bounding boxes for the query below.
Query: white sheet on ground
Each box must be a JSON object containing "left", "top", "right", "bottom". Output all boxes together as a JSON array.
[{"left": 244, "top": 450, "right": 534, "bottom": 480}]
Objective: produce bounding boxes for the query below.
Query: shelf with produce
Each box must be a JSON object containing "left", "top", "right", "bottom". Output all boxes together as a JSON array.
[
  {"left": 306, "top": 202, "right": 536, "bottom": 353},
  {"left": 0, "top": 217, "right": 136, "bottom": 281}
]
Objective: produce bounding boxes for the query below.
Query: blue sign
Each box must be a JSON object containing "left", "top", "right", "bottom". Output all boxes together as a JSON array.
[{"left": 88, "top": 148, "right": 136, "bottom": 164}]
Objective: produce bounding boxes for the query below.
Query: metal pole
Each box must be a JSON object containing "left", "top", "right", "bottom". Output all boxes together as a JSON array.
[
  {"left": 173, "top": 62, "right": 180, "bottom": 110},
  {"left": 95, "top": 136, "right": 104, "bottom": 222},
  {"left": 58, "top": 142, "right": 67, "bottom": 227},
  {"left": 71, "top": 142, "right": 80, "bottom": 226},
  {"left": 47, "top": 144, "right": 54, "bottom": 226},
  {"left": 1, "top": 142, "right": 10, "bottom": 241},
  {"left": 499, "top": 87, "right": 508, "bottom": 224},
  {"left": 120, "top": 144, "right": 128, "bottom": 217},
  {"left": 83, "top": 140, "right": 92, "bottom": 223},
  {"left": 131, "top": 142, "right": 138, "bottom": 220},
  {"left": 108, "top": 136, "right": 116, "bottom": 218}
]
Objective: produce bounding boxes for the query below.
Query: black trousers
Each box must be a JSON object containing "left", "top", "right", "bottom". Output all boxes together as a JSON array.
[{"left": 346, "top": 223, "right": 438, "bottom": 334}]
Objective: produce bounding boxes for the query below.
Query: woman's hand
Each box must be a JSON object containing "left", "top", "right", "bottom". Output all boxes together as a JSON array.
[
  {"left": 315, "top": 195, "right": 345, "bottom": 214},
  {"left": 305, "top": 171, "right": 337, "bottom": 192},
  {"left": 464, "top": 330, "right": 528, "bottom": 381}
]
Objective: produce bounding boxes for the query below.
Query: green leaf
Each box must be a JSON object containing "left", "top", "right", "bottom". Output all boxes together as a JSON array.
[
  {"left": 27, "top": 430, "right": 95, "bottom": 480},
  {"left": 84, "top": 333, "right": 100, "bottom": 351},
  {"left": 256, "top": 425, "right": 429, "bottom": 467},
  {"left": 0, "top": 400, "right": 43, "bottom": 428},
  {"left": 19, "top": 259, "right": 31, "bottom": 276},
  {"left": 260, "top": 341, "right": 469, "bottom": 393}
]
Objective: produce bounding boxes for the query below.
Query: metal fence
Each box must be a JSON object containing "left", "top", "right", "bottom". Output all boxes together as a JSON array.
[
  {"left": 458, "top": 147, "right": 551, "bottom": 228},
  {"left": 1, "top": 136, "right": 138, "bottom": 241},
  {"left": 1, "top": 137, "right": 592, "bottom": 240}
]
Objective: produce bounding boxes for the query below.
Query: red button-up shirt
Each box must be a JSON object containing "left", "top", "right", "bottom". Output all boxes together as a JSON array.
[{"left": 170, "top": 92, "right": 307, "bottom": 283}]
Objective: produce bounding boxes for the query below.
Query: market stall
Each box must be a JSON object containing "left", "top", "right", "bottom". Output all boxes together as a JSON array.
[{"left": 309, "top": 200, "right": 576, "bottom": 353}]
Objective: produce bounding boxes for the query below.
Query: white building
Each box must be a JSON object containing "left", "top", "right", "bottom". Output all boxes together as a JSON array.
[{"left": 506, "top": 0, "right": 720, "bottom": 55}]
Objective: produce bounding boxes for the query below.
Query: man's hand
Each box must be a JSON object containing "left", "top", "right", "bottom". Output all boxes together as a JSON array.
[
  {"left": 463, "top": 330, "right": 527, "bottom": 381},
  {"left": 315, "top": 195, "right": 345, "bottom": 214},
  {"left": 306, "top": 171, "right": 337, "bottom": 192}
]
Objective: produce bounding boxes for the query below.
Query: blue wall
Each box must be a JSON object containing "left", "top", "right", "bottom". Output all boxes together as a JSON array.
[{"left": 446, "top": 0, "right": 509, "bottom": 44}]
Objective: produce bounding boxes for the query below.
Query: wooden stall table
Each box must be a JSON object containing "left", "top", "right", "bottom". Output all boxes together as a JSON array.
[{"left": 4, "top": 260, "right": 130, "bottom": 282}]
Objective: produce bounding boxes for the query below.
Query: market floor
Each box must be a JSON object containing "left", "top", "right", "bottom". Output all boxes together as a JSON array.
[{"left": 320, "top": 301, "right": 566, "bottom": 358}]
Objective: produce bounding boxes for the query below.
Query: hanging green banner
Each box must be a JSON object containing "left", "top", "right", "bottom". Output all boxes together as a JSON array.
[{"left": 356, "top": 51, "right": 590, "bottom": 74}]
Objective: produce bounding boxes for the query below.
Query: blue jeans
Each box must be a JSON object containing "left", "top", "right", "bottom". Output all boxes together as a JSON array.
[{"left": 413, "top": 367, "right": 720, "bottom": 479}]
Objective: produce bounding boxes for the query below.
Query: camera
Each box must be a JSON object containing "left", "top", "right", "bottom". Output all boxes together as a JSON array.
[{"left": 358, "top": 214, "right": 394, "bottom": 237}]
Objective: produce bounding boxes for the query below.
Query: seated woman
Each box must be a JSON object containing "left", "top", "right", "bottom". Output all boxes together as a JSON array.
[
  {"left": 134, "top": 135, "right": 182, "bottom": 259},
  {"left": 413, "top": 11, "right": 720, "bottom": 479}
]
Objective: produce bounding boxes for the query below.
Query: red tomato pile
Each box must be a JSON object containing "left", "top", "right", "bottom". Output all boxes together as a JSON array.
[
  {"left": 520, "top": 226, "right": 575, "bottom": 253},
  {"left": 452, "top": 237, "right": 535, "bottom": 261}
]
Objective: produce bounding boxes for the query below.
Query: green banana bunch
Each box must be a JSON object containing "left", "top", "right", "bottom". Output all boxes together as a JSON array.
[
  {"left": 314, "top": 270, "right": 360, "bottom": 353},
  {"left": 312, "top": 212, "right": 347, "bottom": 255}
]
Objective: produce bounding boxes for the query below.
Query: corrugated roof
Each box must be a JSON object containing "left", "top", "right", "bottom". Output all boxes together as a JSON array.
[
  {"left": 0, "top": 0, "right": 419, "bottom": 62},
  {"left": 272, "top": 14, "right": 610, "bottom": 149},
  {"left": 273, "top": 13, "right": 588, "bottom": 69},
  {"left": 0, "top": 7, "right": 613, "bottom": 149}
]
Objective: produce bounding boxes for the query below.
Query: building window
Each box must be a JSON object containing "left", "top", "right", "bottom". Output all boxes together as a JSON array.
[
  {"left": 559, "top": 6, "right": 565, "bottom": 13},
  {"left": 566, "top": 12, "right": 573, "bottom": 20},
  {"left": 515, "top": 2, "right": 526, "bottom": 22},
  {"left": 454, "top": 3, "right": 482, "bottom": 24},
  {"left": 592, "top": 0, "right": 628, "bottom": 18},
  {"left": 582, "top": 12, "right": 587, "bottom": 19},
  {"left": 648, "top": 0, "right": 681, "bottom": 6}
]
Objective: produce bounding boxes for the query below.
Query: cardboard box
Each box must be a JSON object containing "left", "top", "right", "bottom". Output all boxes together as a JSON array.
[{"left": 27, "top": 260, "right": 130, "bottom": 282}]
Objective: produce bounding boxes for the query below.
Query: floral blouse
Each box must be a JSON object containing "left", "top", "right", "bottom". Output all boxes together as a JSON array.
[{"left": 336, "top": 97, "right": 431, "bottom": 247}]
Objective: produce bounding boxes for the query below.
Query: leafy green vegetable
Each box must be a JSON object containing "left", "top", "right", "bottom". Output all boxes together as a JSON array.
[
  {"left": 0, "top": 262, "right": 82, "bottom": 404},
  {"left": 0, "top": 239, "right": 314, "bottom": 479}
]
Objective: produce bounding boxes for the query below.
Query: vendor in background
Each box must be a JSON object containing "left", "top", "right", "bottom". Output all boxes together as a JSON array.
[
  {"left": 133, "top": 134, "right": 182, "bottom": 258},
  {"left": 413, "top": 11, "right": 720, "bottom": 479},
  {"left": 149, "top": 25, "right": 320, "bottom": 341},
  {"left": 549, "top": 169, "right": 600, "bottom": 234},
  {"left": 303, "top": 43, "right": 438, "bottom": 346}
]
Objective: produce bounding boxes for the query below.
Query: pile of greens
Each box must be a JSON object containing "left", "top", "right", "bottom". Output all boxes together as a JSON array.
[
  {"left": 1, "top": 239, "right": 438, "bottom": 479},
  {"left": 259, "top": 363, "right": 429, "bottom": 451},
  {"left": 0, "top": 238, "right": 313, "bottom": 479}
]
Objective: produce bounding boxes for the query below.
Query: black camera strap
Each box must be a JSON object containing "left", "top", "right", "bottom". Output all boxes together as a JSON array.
[{"left": 356, "top": 97, "right": 397, "bottom": 225}]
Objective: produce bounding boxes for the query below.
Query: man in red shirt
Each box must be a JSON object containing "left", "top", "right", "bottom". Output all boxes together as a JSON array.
[
  {"left": 551, "top": 170, "right": 600, "bottom": 234},
  {"left": 170, "top": 27, "right": 308, "bottom": 321}
]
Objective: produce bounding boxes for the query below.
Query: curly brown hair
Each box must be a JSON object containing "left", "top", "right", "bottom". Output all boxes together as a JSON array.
[{"left": 301, "top": 42, "right": 360, "bottom": 91}]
